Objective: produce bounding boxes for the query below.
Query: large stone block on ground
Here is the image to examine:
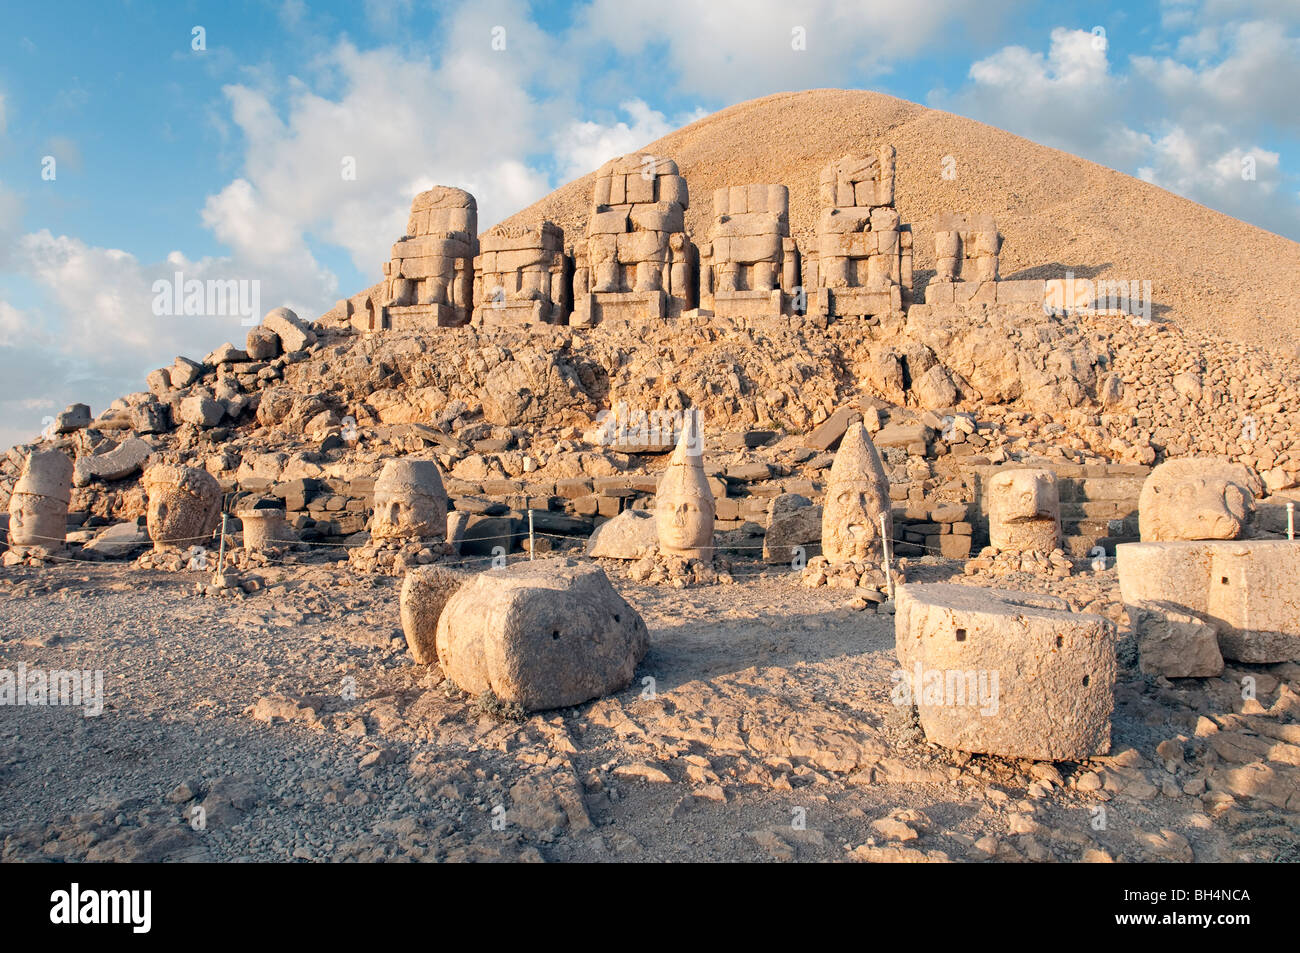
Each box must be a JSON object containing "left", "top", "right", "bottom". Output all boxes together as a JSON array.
[
  {"left": 1116, "top": 541, "right": 1300, "bottom": 664},
  {"left": 1138, "top": 458, "right": 1258, "bottom": 542},
  {"left": 400, "top": 565, "right": 468, "bottom": 665},
  {"left": 261, "top": 307, "right": 316, "bottom": 353},
  {"left": 585, "top": 509, "right": 657, "bottom": 559},
  {"left": 895, "top": 583, "right": 1115, "bottom": 761},
  {"left": 73, "top": 437, "right": 153, "bottom": 486},
  {"left": 763, "top": 502, "right": 823, "bottom": 564},
  {"left": 435, "top": 558, "right": 648, "bottom": 711}
]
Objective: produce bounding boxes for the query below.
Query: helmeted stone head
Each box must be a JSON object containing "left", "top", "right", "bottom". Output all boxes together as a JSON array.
[
  {"left": 143, "top": 465, "right": 222, "bottom": 550},
  {"left": 8, "top": 449, "right": 73, "bottom": 551},
  {"left": 821, "top": 420, "right": 891, "bottom": 563},
  {"left": 655, "top": 411, "right": 714, "bottom": 561},
  {"left": 370, "top": 458, "right": 448, "bottom": 541}
]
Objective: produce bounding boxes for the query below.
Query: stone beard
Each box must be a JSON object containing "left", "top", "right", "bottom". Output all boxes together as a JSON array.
[
  {"left": 144, "top": 466, "right": 222, "bottom": 550},
  {"left": 821, "top": 421, "right": 891, "bottom": 564},
  {"left": 655, "top": 417, "right": 715, "bottom": 561},
  {"left": 370, "top": 459, "right": 448, "bottom": 541}
]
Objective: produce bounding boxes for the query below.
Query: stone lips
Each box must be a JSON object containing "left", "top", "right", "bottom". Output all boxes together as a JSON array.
[
  {"left": 895, "top": 583, "right": 1116, "bottom": 762},
  {"left": 434, "top": 558, "right": 648, "bottom": 711}
]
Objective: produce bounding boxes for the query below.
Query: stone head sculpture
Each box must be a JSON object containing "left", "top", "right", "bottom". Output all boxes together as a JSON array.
[
  {"left": 370, "top": 458, "right": 448, "bottom": 541},
  {"left": 8, "top": 449, "right": 73, "bottom": 551},
  {"left": 143, "top": 465, "right": 222, "bottom": 550},
  {"left": 1138, "top": 458, "right": 1257, "bottom": 542},
  {"left": 988, "top": 468, "right": 1061, "bottom": 552},
  {"left": 655, "top": 412, "right": 714, "bottom": 561},
  {"left": 821, "top": 420, "right": 891, "bottom": 563}
]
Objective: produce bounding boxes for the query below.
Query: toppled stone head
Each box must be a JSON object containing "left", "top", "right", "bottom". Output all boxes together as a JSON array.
[
  {"left": 822, "top": 420, "right": 891, "bottom": 563},
  {"left": 988, "top": 468, "right": 1061, "bottom": 553},
  {"left": 8, "top": 449, "right": 74, "bottom": 551},
  {"left": 1138, "top": 458, "right": 1259, "bottom": 542},
  {"left": 654, "top": 411, "right": 714, "bottom": 561},
  {"left": 370, "top": 458, "right": 448, "bottom": 541},
  {"left": 143, "top": 465, "right": 222, "bottom": 550}
]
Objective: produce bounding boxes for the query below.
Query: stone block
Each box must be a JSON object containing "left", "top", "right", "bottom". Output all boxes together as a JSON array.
[{"left": 895, "top": 583, "right": 1115, "bottom": 761}]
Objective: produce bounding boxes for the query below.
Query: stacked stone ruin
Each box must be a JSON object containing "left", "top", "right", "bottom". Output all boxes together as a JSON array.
[
  {"left": 323, "top": 143, "right": 1151, "bottom": 333},
  {"left": 377, "top": 187, "right": 478, "bottom": 330},
  {"left": 572, "top": 153, "right": 696, "bottom": 325},
  {"left": 803, "top": 147, "right": 913, "bottom": 321},
  {"left": 1116, "top": 458, "right": 1298, "bottom": 675},
  {"left": 472, "top": 222, "right": 568, "bottom": 326},
  {"left": 698, "top": 184, "right": 799, "bottom": 319}
]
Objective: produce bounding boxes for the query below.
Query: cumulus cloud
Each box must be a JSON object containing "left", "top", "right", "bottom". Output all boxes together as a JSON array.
[
  {"left": 571, "top": 0, "right": 1017, "bottom": 103},
  {"left": 940, "top": 22, "right": 1300, "bottom": 239},
  {"left": 555, "top": 100, "right": 707, "bottom": 180}
]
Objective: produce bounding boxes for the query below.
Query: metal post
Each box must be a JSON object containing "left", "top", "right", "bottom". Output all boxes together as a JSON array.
[
  {"left": 528, "top": 509, "right": 535, "bottom": 560},
  {"left": 880, "top": 512, "right": 894, "bottom": 601},
  {"left": 215, "top": 512, "right": 229, "bottom": 581},
  {"left": 1288, "top": 502, "right": 1295, "bottom": 541}
]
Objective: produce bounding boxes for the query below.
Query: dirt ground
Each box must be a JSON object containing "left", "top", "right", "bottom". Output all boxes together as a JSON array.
[{"left": 1, "top": 553, "right": 1296, "bottom": 863}]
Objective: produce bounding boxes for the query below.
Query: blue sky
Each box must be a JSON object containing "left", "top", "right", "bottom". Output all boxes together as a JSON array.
[{"left": 2, "top": 0, "right": 1298, "bottom": 449}]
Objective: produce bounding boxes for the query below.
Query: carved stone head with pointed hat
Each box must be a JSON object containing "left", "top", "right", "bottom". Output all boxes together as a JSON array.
[
  {"left": 8, "top": 448, "right": 73, "bottom": 551},
  {"left": 655, "top": 410, "right": 715, "bottom": 561},
  {"left": 822, "top": 419, "right": 891, "bottom": 563},
  {"left": 370, "top": 458, "right": 448, "bottom": 541}
]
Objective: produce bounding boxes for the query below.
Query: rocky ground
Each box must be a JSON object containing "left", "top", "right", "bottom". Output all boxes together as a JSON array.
[{"left": 2, "top": 551, "right": 1296, "bottom": 863}]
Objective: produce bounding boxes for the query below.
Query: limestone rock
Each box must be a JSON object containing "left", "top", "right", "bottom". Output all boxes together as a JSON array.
[
  {"left": 261, "top": 307, "right": 316, "bottom": 353},
  {"left": 764, "top": 502, "right": 823, "bottom": 564},
  {"left": 179, "top": 394, "right": 225, "bottom": 428},
  {"left": 245, "top": 325, "right": 280, "bottom": 360},
  {"left": 435, "top": 558, "right": 648, "bottom": 711},
  {"left": 400, "top": 565, "right": 468, "bottom": 665},
  {"left": 54, "top": 403, "right": 91, "bottom": 434},
  {"left": 895, "top": 583, "right": 1115, "bottom": 761},
  {"left": 585, "top": 509, "right": 657, "bottom": 559},
  {"left": 73, "top": 437, "right": 153, "bottom": 486},
  {"left": 1130, "top": 602, "right": 1224, "bottom": 677}
]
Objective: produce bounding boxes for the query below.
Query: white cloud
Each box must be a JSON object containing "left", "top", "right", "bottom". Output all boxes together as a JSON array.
[
  {"left": 941, "top": 23, "right": 1300, "bottom": 239},
  {"left": 571, "top": 0, "right": 1016, "bottom": 103},
  {"left": 555, "top": 100, "right": 707, "bottom": 180}
]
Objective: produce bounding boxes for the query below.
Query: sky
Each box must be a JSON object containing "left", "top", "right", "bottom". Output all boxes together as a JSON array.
[{"left": 2, "top": 0, "right": 1298, "bottom": 449}]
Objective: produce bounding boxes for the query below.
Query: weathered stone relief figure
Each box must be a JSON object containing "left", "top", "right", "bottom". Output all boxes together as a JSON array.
[
  {"left": 472, "top": 222, "right": 569, "bottom": 326},
  {"left": 370, "top": 459, "right": 448, "bottom": 542},
  {"left": 655, "top": 411, "right": 714, "bottom": 561},
  {"left": 932, "top": 212, "right": 1000, "bottom": 283},
  {"left": 572, "top": 153, "right": 695, "bottom": 325},
  {"left": 8, "top": 449, "right": 73, "bottom": 552},
  {"left": 987, "top": 468, "right": 1061, "bottom": 552},
  {"left": 821, "top": 420, "right": 891, "bottom": 563},
  {"left": 803, "top": 146, "right": 912, "bottom": 320},
  {"left": 143, "top": 465, "right": 222, "bottom": 550},
  {"left": 380, "top": 187, "right": 478, "bottom": 329},
  {"left": 699, "top": 184, "right": 799, "bottom": 319}
]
